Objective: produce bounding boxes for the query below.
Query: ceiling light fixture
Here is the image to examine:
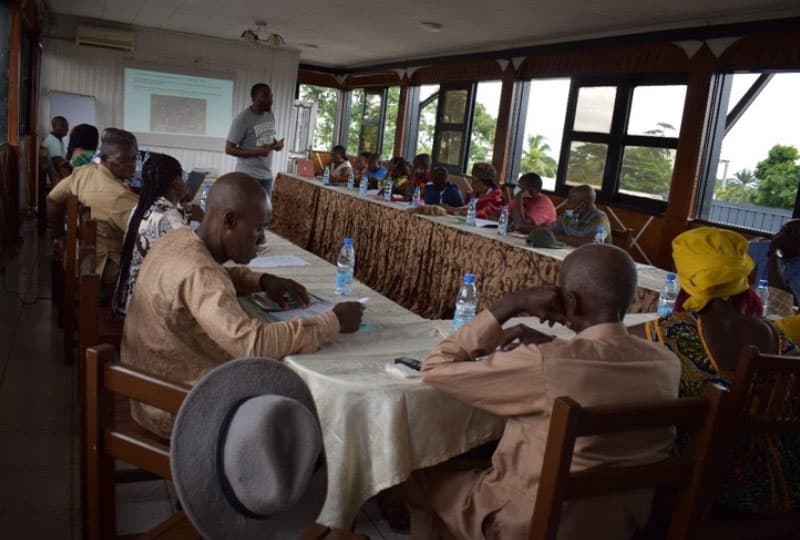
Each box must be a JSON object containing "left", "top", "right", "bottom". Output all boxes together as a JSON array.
[
  {"left": 419, "top": 21, "right": 443, "bottom": 33},
  {"left": 240, "top": 21, "right": 286, "bottom": 49}
]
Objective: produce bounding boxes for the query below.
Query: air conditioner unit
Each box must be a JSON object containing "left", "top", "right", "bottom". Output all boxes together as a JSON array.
[{"left": 76, "top": 26, "right": 136, "bottom": 52}]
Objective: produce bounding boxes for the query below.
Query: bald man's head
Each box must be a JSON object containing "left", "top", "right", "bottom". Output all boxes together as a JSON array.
[
  {"left": 558, "top": 244, "right": 637, "bottom": 329},
  {"left": 565, "top": 185, "right": 597, "bottom": 217},
  {"left": 199, "top": 173, "right": 270, "bottom": 264}
]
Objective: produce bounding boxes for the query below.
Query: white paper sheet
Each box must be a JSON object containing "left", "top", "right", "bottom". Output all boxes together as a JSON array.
[{"left": 248, "top": 255, "right": 310, "bottom": 268}]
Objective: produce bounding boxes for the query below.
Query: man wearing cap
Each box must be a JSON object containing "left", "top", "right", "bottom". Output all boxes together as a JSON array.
[
  {"left": 122, "top": 173, "right": 364, "bottom": 439},
  {"left": 405, "top": 244, "right": 680, "bottom": 540}
]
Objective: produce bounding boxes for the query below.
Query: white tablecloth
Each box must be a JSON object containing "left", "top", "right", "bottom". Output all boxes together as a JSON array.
[{"left": 245, "top": 233, "right": 659, "bottom": 528}]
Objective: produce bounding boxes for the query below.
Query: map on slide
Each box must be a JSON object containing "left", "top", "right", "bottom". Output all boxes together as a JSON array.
[{"left": 150, "top": 94, "right": 207, "bottom": 135}]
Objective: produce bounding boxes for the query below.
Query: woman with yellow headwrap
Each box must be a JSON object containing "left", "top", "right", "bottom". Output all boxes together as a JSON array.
[{"left": 644, "top": 226, "right": 799, "bottom": 515}]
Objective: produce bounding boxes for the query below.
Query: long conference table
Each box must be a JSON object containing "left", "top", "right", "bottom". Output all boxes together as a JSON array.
[
  {"left": 244, "top": 231, "right": 659, "bottom": 529},
  {"left": 270, "top": 173, "right": 666, "bottom": 319}
]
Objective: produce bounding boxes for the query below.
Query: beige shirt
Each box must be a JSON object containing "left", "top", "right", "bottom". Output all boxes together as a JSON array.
[
  {"left": 415, "top": 311, "right": 680, "bottom": 540},
  {"left": 48, "top": 163, "right": 138, "bottom": 284},
  {"left": 121, "top": 228, "right": 340, "bottom": 438}
]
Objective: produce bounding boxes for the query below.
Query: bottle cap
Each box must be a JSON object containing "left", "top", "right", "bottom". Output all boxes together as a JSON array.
[
  {"left": 344, "top": 237, "right": 353, "bottom": 246},
  {"left": 758, "top": 279, "right": 768, "bottom": 287},
  {"left": 666, "top": 272, "right": 676, "bottom": 281},
  {"left": 463, "top": 273, "right": 476, "bottom": 284}
]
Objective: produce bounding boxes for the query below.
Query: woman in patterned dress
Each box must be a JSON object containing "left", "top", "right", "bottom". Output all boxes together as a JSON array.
[
  {"left": 113, "top": 153, "right": 190, "bottom": 315},
  {"left": 643, "top": 227, "right": 800, "bottom": 515}
]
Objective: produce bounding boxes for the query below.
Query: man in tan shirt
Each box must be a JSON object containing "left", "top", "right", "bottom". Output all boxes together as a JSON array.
[
  {"left": 122, "top": 173, "right": 364, "bottom": 438},
  {"left": 47, "top": 129, "right": 139, "bottom": 285},
  {"left": 405, "top": 244, "right": 680, "bottom": 540}
]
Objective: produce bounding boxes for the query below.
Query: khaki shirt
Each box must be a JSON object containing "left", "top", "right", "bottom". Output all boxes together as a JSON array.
[
  {"left": 48, "top": 164, "right": 138, "bottom": 284},
  {"left": 415, "top": 311, "right": 680, "bottom": 540},
  {"left": 121, "top": 228, "right": 340, "bottom": 438}
]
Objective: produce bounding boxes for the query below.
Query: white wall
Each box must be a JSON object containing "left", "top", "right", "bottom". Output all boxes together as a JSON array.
[{"left": 40, "top": 17, "right": 300, "bottom": 175}]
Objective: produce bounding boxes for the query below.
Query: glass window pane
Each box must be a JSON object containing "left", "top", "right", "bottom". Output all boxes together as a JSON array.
[
  {"left": 442, "top": 89, "right": 468, "bottom": 124},
  {"left": 565, "top": 141, "right": 606, "bottom": 190},
  {"left": 619, "top": 145, "right": 675, "bottom": 201},
  {"left": 297, "top": 84, "right": 339, "bottom": 150},
  {"left": 360, "top": 124, "right": 379, "bottom": 153},
  {"left": 627, "top": 85, "right": 686, "bottom": 136},
  {"left": 468, "top": 81, "right": 501, "bottom": 173},
  {"left": 347, "top": 88, "right": 365, "bottom": 155},
  {"left": 573, "top": 86, "right": 616, "bottom": 133},
  {"left": 727, "top": 73, "right": 760, "bottom": 115},
  {"left": 708, "top": 72, "right": 800, "bottom": 233},
  {"left": 519, "top": 78, "right": 570, "bottom": 191},
  {"left": 416, "top": 85, "right": 439, "bottom": 156},
  {"left": 438, "top": 130, "right": 464, "bottom": 166},
  {"left": 382, "top": 86, "right": 400, "bottom": 159}
]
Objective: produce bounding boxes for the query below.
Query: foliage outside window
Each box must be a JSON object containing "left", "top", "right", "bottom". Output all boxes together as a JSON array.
[
  {"left": 517, "top": 79, "right": 571, "bottom": 191},
  {"left": 466, "top": 81, "right": 501, "bottom": 173},
  {"left": 382, "top": 87, "right": 400, "bottom": 159},
  {"left": 557, "top": 79, "right": 686, "bottom": 212},
  {"left": 297, "top": 84, "right": 339, "bottom": 151},
  {"left": 416, "top": 85, "right": 439, "bottom": 156},
  {"left": 347, "top": 87, "right": 399, "bottom": 158},
  {"left": 701, "top": 73, "right": 800, "bottom": 233}
]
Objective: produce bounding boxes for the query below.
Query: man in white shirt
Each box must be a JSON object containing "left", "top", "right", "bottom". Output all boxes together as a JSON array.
[
  {"left": 225, "top": 83, "right": 285, "bottom": 195},
  {"left": 41, "top": 115, "right": 69, "bottom": 184}
]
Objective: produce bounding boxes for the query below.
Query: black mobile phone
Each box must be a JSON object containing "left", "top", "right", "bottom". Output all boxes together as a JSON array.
[{"left": 394, "top": 357, "right": 422, "bottom": 371}]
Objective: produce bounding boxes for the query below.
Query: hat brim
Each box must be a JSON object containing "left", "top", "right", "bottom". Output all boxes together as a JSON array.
[{"left": 171, "top": 358, "right": 327, "bottom": 540}]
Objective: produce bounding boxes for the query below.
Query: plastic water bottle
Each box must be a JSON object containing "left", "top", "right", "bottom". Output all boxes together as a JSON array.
[
  {"left": 411, "top": 185, "right": 421, "bottom": 208},
  {"left": 452, "top": 274, "right": 477, "bottom": 332},
  {"left": 199, "top": 183, "right": 211, "bottom": 213},
  {"left": 757, "top": 279, "right": 770, "bottom": 317},
  {"left": 335, "top": 238, "right": 356, "bottom": 296},
  {"left": 497, "top": 206, "right": 509, "bottom": 236},
  {"left": 134, "top": 152, "right": 143, "bottom": 178},
  {"left": 347, "top": 171, "right": 355, "bottom": 190},
  {"left": 359, "top": 175, "right": 368, "bottom": 197},
  {"left": 657, "top": 273, "right": 678, "bottom": 317},
  {"left": 322, "top": 165, "right": 331, "bottom": 185},
  {"left": 465, "top": 198, "right": 477, "bottom": 227},
  {"left": 593, "top": 226, "right": 606, "bottom": 244},
  {"left": 383, "top": 181, "right": 393, "bottom": 202}
]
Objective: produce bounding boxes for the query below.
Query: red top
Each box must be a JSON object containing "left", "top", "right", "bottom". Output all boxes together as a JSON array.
[
  {"left": 410, "top": 170, "right": 432, "bottom": 189},
  {"left": 510, "top": 193, "right": 557, "bottom": 226},
  {"left": 473, "top": 188, "right": 504, "bottom": 219}
]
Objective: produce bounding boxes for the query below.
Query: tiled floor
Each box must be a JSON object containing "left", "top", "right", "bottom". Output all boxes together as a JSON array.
[{"left": 0, "top": 219, "right": 408, "bottom": 540}]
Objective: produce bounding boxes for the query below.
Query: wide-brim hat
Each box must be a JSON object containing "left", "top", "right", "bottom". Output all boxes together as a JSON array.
[
  {"left": 171, "top": 358, "right": 327, "bottom": 540},
  {"left": 528, "top": 228, "right": 566, "bottom": 249}
]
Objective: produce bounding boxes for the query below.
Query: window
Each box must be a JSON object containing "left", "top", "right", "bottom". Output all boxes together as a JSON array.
[
  {"left": 297, "top": 84, "right": 339, "bottom": 151},
  {"left": 0, "top": 1, "right": 9, "bottom": 144},
  {"left": 698, "top": 72, "right": 800, "bottom": 233},
  {"left": 345, "top": 87, "right": 399, "bottom": 157},
  {"left": 511, "top": 78, "right": 571, "bottom": 190},
  {"left": 467, "top": 81, "right": 501, "bottom": 172},
  {"left": 556, "top": 78, "right": 686, "bottom": 212},
  {"left": 416, "top": 84, "right": 439, "bottom": 156}
]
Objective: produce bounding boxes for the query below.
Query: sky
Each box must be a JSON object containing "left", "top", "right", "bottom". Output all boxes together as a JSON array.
[{"left": 449, "top": 73, "right": 800, "bottom": 190}]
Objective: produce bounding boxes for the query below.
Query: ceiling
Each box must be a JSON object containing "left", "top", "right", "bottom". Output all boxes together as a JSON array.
[{"left": 46, "top": 0, "right": 800, "bottom": 68}]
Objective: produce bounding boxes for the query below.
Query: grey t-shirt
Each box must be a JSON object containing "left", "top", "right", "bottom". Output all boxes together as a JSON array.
[{"left": 227, "top": 108, "right": 276, "bottom": 180}]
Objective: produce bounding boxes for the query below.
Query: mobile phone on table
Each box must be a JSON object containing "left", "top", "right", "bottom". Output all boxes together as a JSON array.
[{"left": 394, "top": 357, "right": 422, "bottom": 371}]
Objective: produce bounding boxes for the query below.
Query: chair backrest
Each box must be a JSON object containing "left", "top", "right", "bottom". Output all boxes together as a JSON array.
[
  {"left": 62, "top": 196, "right": 87, "bottom": 365},
  {"left": 610, "top": 227, "right": 634, "bottom": 252},
  {"left": 530, "top": 383, "right": 729, "bottom": 540},
  {"left": 728, "top": 346, "right": 800, "bottom": 434},
  {"left": 296, "top": 158, "right": 315, "bottom": 178},
  {"left": 85, "top": 344, "right": 192, "bottom": 540}
]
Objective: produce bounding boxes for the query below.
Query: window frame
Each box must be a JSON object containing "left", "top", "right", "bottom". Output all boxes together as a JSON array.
[
  {"left": 695, "top": 70, "right": 800, "bottom": 233},
  {"left": 431, "top": 82, "right": 477, "bottom": 174},
  {"left": 340, "top": 85, "right": 402, "bottom": 157},
  {"left": 553, "top": 75, "right": 687, "bottom": 214},
  {"left": 295, "top": 82, "right": 342, "bottom": 152}
]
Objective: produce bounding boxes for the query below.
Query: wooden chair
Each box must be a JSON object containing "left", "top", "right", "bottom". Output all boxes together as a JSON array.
[
  {"left": 610, "top": 227, "right": 634, "bottom": 252},
  {"left": 449, "top": 174, "right": 473, "bottom": 203},
  {"left": 698, "top": 347, "right": 800, "bottom": 540},
  {"left": 86, "top": 346, "right": 345, "bottom": 540},
  {"left": 61, "top": 195, "right": 81, "bottom": 364},
  {"left": 529, "top": 383, "right": 729, "bottom": 540}
]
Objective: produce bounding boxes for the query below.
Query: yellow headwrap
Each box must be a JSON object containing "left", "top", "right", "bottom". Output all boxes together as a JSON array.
[
  {"left": 672, "top": 227, "right": 754, "bottom": 312},
  {"left": 776, "top": 315, "right": 800, "bottom": 344}
]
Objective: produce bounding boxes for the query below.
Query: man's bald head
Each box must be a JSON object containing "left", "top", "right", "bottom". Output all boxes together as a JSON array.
[
  {"left": 51, "top": 116, "right": 69, "bottom": 138},
  {"left": 206, "top": 173, "right": 271, "bottom": 217},
  {"left": 199, "top": 173, "right": 271, "bottom": 264},
  {"left": 559, "top": 244, "right": 637, "bottom": 327}
]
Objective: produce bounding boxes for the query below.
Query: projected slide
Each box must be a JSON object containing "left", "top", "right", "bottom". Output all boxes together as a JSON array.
[{"left": 124, "top": 68, "right": 233, "bottom": 138}]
